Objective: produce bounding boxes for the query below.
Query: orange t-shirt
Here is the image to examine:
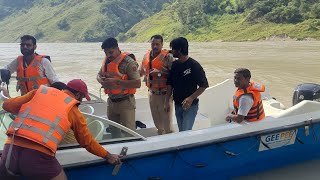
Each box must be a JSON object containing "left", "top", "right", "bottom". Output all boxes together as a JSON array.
[{"left": 3, "top": 89, "right": 108, "bottom": 158}]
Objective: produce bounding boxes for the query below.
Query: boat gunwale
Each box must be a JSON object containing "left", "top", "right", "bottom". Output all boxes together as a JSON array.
[{"left": 63, "top": 117, "right": 320, "bottom": 170}]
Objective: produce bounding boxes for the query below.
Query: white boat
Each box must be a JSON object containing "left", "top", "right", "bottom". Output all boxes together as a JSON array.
[{"left": 1, "top": 79, "right": 320, "bottom": 180}]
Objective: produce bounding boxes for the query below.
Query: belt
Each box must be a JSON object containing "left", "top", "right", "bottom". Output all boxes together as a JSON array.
[
  {"left": 150, "top": 90, "right": 167, "bottom": 95},
  {"left": 109, "top": 95, "right": 133, "bottom": 102}
]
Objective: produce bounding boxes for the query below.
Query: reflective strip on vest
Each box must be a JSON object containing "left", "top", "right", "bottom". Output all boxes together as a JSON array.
[
  {"left": 12, "top": 107, "right": 31, "bottom": 131},
  {"left": 13, "top": 113, "right": 65, "bottom": 136},
  {"left": 64, "top": 96, "right": 74, "bottom": 104},
  {"left": 41, "top": 86, "right": 49, "bottom": 94},
  {"left": 12, "top": 124, "right": 60, "bottom": 144},
  {"left": 148, "top": 79, "right": 167, "bottom": 84},
  {"left": 32, "top": 60, "right": 40, "bottom": 68},
  {"left": 16, "top": 76, "right": 46, "bottom": 90},
  {"left": 16, "top": 76, "right": 43, "bottom": 82},
  {"left": 11, "top": 92, "right": 74, "bottom": 145},
  {"left": 43, "top": 116, "right": 61, "bottom": 143}
]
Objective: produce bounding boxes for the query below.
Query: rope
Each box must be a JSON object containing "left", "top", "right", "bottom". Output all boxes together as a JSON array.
[{"left": 219, "top": 137, "right": 260, "bottom": 156}]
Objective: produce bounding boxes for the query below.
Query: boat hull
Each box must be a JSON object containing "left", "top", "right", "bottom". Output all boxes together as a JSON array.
[{"left": 65, "top": 123, "right": 320, "bottom": 180}]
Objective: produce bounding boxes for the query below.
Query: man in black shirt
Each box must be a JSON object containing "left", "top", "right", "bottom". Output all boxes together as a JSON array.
[{"left": 165, "top": 37, "right": 209, "bottom": 131}]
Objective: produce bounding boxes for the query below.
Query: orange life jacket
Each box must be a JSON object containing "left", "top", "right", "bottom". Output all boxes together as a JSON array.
[
  {"left": 101, "top": 52, "right": 136, "bottom": 95},
  {"left": 142, "top": 50, "right": 169, "bottom": 89},
  {"left": 233, "top": 82, "right": 265, "bottom": 122},
  {"left": 16, "top": 55, "right": 51, "bottom": 95},
  {"left": 6, "top": 85, "right": 78, "bottom": 153}
]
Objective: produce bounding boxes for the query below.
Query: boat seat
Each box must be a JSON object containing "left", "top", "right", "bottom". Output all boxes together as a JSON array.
[
  {"left": 272, "top": 100, "right": 320, "bottom": 119},
  {"left": 88, "top": 120, "right": 105, "bottom": 141},
  {"left": 79, "top": 104, "right": 94, "bottom": 115}
]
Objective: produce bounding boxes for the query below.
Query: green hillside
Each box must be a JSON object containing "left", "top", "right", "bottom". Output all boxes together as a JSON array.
[
  {"left": 0, "top": 0, "right": 172, "bottom": 42},
  {"left": 0, "top": 0, "right": 319, "bottom": 42},
  {"left": 124, "top": 0, "right": 320, "bottom": 42}
]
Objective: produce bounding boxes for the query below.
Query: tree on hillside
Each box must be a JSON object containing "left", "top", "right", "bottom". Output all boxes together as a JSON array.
[
  {"left": 81, "top": 0, "right": 174, "bottom": 41},
  {"left": 0, "top": 0, "right": 36, "bottom": 20}
]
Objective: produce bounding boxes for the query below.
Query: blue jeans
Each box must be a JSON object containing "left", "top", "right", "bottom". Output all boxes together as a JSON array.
[{"left": 175, "top": 103, "right": 199, "bottom": 132}]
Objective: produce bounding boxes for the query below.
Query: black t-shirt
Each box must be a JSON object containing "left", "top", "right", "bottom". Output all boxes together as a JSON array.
[{"left": 167, "top": 57, "right": 209, "bottom": 105}]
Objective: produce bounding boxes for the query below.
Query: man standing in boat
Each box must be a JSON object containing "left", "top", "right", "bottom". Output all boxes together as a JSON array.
[
  {"left": 97, "top": 37, "right": 141, "bottom": 134},
  {"left": 3, "top": 35, "right": 59, "bottom": 95},
  {"left": 139, "top": 35, "right": 174, "bottom": 135},
  {"left": 165, "top": 37, "right": 209, "bottom": 131},
  {"left": 0, "top": 79, "right": 121, "bottom": 179},
  {"left": 226, "top": 68, "right": 265, "bottom": 123}
]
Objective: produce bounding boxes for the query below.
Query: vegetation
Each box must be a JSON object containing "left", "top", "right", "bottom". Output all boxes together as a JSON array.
[
  {"left": 0, "top": 0, "right": 172, "bottom": 42},
  {"left": 126, "top": 0, "right": 320, "bottom": 42},
  {"left": 0, "top": 0, "right": 319, "bottom": 42}
]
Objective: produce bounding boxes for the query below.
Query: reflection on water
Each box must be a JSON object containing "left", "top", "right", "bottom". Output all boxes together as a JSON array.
[{"left": 0, "top": 41, "right": 319, "bottom": 107}]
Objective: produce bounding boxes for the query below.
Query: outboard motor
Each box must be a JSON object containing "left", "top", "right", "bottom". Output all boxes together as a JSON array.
[{"left": 292, "top": 83, "right": 320, "bottom": 106}]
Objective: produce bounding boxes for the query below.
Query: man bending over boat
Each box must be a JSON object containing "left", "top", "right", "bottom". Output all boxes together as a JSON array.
[
  {"left": 2, "top": 35, "right": 59, "bottom": 95},
  {"left": 97, "top": 38, "right": 141, "bottom": 136},
  {"left": 0, "top": 79, "right": 121, "bottom": 180},
  {"left": 226, "top": 68, "right": 265, "bottom": 123}
]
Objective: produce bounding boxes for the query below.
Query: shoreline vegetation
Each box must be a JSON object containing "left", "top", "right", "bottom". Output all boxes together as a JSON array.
[{"left": 0, "top": 0, "right": 319, "bottom": 43}]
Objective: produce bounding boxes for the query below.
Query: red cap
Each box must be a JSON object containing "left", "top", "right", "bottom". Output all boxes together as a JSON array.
[{"left": 67, "top": 79, "right": 91, "bottom": 101}]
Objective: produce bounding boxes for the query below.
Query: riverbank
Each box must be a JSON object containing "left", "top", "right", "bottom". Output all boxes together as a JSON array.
[{"left": 124, "top": 12, "right": 320, "bottom": 43}]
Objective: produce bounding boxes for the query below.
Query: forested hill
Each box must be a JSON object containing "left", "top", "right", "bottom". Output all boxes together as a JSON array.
[
  {"left": 124, "top": 0, "right": 320, "bottom": 42},
  {"left": 0, "top": 0, "right": 319, "bottom": 42},
  {"left": 0, "top": 0, "right": 173, "bottom": 42}
]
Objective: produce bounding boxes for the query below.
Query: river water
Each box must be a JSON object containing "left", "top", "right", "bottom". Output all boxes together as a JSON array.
[
  {"left": 1, "top": 41, "right": 319, "bottom": 107},
  {"left": 0, "top": 42, "right": 320, "bottom": 179}
]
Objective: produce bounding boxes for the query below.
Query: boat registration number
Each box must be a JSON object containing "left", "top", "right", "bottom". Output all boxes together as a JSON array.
[{"left": 258, "top": 129, "right": 297, "bottom": 151}]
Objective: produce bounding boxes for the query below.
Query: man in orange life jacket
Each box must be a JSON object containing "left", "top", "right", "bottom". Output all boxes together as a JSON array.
[
  {"left": 0, "top": 79, "right": 121, "bottom": 180},
  {"left": 226, "top": 68, "right": 265, "bottom": 123},
  {"left": 3, "top": 35, "right": 59, "bottom": 95},
  {"left": 97, "top": 38, "right": 141, "bottom": 135},
  {"left": 139, "top": 35, "right": 174, "bottom": 135}
]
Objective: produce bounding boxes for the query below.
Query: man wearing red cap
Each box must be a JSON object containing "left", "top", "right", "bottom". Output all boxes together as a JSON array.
[
  {"left": 66, "top": 79, "right": 91, "bottom": 101},
  {"left": 0, "top": 79, "right": 121, "bottom": 179}
]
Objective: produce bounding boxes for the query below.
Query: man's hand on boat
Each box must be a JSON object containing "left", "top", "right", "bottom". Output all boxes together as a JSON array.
[
  {"left": 225, "top": 114, "right": 245, "bottom": 123},
  {"left": 105, "top": 153, "right": 122, "bottom": 165}
]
